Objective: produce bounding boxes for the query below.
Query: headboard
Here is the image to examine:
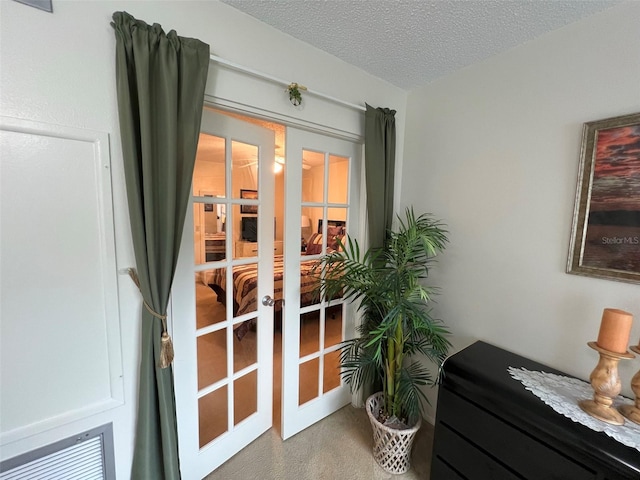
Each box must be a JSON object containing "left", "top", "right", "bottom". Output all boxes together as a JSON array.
[{"left": 317, "top": 219, "right": 345, "bottom": 234}]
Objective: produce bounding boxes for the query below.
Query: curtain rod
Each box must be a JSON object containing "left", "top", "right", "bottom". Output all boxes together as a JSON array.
[{"left": 209, "top": 54, "right": 367, "bottom": 113}]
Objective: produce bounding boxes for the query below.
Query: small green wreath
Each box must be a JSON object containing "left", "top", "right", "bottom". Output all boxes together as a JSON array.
[{"left": 287, "top": 83, "right": 304, "bottom": 106}]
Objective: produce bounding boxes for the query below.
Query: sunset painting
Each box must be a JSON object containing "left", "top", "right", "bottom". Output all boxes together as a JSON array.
[{"left": 582, "top": 121, "right": 640, "bottom": 274}]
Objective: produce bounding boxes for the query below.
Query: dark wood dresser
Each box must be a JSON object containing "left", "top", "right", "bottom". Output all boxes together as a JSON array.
[{"left": 430, "top": 341, "right": 640, "bottom": 479}]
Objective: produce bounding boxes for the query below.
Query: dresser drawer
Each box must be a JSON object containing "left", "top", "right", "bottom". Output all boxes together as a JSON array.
[
  {"left": 435, "top": 387, "right": 596, "bottom": 480},
  {"left": 430, "top": 457, "right": 465, "bottom": 479},
  {"left": 236, "top": 241, "right": 258, "bottom": 257},
  {"left": 235, "top": 240, "right": 283, "bottom": 257},
  {"left": 431, "top": 425, "right": 521, "bottom": 480}
]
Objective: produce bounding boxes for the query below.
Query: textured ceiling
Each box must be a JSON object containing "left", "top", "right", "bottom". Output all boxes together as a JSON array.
[{"left": 221, "top": 0, "right": 619, "bottom": 90}]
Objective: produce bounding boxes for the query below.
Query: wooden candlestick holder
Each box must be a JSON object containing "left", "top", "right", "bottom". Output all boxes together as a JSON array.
[
  {"left": 578, "top": 342, "right": 634, "bottom": 426},
  {"left": 619, "top": 345, "right": 640, "bottom": 425}
]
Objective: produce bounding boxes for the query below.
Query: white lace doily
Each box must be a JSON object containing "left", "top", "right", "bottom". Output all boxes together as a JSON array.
[{"left": 508, "top": 367, "right": 640, "bottom": 451}]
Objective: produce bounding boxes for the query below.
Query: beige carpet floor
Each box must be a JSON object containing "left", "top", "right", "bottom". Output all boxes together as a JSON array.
[{"left": 204, "top": 405, "right": 434, "bottom": 479}]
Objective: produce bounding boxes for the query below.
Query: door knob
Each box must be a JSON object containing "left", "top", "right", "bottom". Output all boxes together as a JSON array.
[{"left": 262, "top": 295, "right": 276, "bottom": 307}]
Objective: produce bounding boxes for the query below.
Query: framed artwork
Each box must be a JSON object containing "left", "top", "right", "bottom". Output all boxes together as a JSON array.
[
  {"left": 567, "top": 112, "right": 640, "bottom": 284},
  {"left": 203, "top": 194, "right": 213, "bottom": 212},
  {"left": 240, "top": 189, "right": 258, "bottom": 214},
  {"left": 14, "top": 0, "right": 53, "bottom": 12},
  {"left": 317, "top": 219, "right": 345, "bottom": 234}
]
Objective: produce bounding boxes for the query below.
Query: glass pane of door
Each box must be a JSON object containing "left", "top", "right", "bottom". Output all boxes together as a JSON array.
[
  {"left": 193, "top": 133, "right": 227, "bottom": 266},
  {"left": 301, "top": 148, "right": 348, "bottom": 405}
]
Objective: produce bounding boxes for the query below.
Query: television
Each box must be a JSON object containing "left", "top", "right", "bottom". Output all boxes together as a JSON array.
[{"left": 241, "top": 217, "right": 258, "bottom": 242}]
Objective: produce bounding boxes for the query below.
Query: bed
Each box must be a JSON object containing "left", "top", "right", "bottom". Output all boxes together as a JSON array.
[
  {"left": 205, "top": 221, "right": 347, "bottom": 339},
  {"left": 206, "top": 255, "right": 321, "bottom": 339}
]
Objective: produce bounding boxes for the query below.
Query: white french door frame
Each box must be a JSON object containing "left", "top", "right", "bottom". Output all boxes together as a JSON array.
[
  {"left": 173, "top": 107, "right": 275, "bottom": 479},
  {"left": 173, "top": 96, "right": 366, "bottom": 476}
]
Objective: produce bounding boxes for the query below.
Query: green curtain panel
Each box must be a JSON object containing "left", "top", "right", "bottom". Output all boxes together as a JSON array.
[
  {"left": 112, "top": 11, "right": 209, "bottom": 479},
  {"left": 365, "top": 104, "right": 397, "bottom": 250}
]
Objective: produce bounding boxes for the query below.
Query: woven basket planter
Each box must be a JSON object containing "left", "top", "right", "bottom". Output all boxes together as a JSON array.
[{"left": 366, "top": 392, "right": 421, "bottom": 474}]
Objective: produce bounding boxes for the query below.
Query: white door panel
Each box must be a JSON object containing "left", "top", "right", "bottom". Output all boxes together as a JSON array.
[
  {"left": 173, "top": 107, "right": 275, "bottom": 478},
  {"left": 281, "top": 127, "right": 361, "bottom": 439}
]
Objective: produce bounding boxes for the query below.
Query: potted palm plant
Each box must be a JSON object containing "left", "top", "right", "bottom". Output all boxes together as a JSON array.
[{"left": 316, "top": 207, "right": 450, "bottom": 474}]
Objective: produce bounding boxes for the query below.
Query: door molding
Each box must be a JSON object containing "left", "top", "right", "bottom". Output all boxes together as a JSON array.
[{"left": 204, "top": 95, "right": 363, "bottom": 144}]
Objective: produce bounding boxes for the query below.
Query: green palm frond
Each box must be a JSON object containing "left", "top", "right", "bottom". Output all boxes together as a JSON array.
[
  {"left": 317, "top": 207, "right": 450, "bottom": 422},
  {"left": 396, "top": 360, "right": 433, "bottom": 422}
]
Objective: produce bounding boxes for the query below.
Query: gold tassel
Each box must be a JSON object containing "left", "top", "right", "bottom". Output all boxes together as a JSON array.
[
  {"left": 127, "top": 269, "right": 174, "bottom": 368},
  {"left": 159, "top": 331, "right": 175, "bottom": 369}
]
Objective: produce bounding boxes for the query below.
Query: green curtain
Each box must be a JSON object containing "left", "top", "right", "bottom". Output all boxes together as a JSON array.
[
  {"left": 112, "top": 12, "right": 209, "bottom": 479},
  {"left": 364, "top": 104, "right": 396, "bottom": 250}
]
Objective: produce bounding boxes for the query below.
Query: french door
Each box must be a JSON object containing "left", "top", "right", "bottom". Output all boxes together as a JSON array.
[
  {"left": 173, "top": 107, "right": 275, "bottom": 478},
  {"left": 280, "top": 127, "right": 361, "bottom": 439}
]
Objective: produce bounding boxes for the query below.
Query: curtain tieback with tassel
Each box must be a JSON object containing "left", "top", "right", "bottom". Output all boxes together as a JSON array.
[{"left": 127, "top": 268, "right": 174, "bottom": 369}]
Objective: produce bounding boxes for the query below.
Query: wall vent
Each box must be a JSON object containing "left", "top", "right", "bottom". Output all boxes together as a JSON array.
[{"left": 0, "top": 424, "right": 115, "bottom": 480}]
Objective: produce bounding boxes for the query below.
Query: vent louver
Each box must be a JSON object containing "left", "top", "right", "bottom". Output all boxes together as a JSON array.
[{"left": 0, "top": 424, "right": 114, "bottom": 480}]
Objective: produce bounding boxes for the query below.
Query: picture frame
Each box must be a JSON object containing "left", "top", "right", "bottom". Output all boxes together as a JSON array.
[
  {"left": 318, "top": 219, "right": 345, "bottom": 234},
  {"left": 14, "top": 0, "right": 53, "bottom": 13},
  {"left": 203, "top": 194, "right": 213, "bottom": 212},
  {"left": 240, "top": 189, "right": 258, "bottom": 214},
  {"left": 567, "top": 112, "right": 640, "bottom": 284}
]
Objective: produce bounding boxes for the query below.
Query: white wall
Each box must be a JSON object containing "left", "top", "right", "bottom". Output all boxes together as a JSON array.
[
  {"left": 402, "top": 2, "right": 640, "bottom": 422},
  {"left": 0, "top": 1, "right": 406, "bottom": 477}
]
